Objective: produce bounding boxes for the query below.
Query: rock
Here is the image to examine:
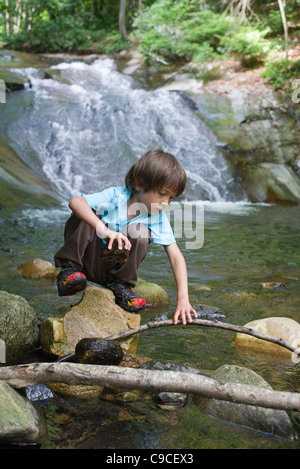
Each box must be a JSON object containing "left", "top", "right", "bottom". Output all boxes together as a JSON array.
[
  {"left": 0, "top": 381, "right": 46, "bottom": 445},
  {"left": 246, "top": 163, "right": 300, "bottom": 205},
  {"left": 0, "top": 68, "right": 31, "bottom": 91},
  {"left": 40, "top": 286, "right": 140, "bottom": 357},
  {"left": 233, "top": 317, "right": 300, "bottom": 355},
  {"left": 194, "top": 85, "right": 300, "bottom": 205},
  {"left": 133, "top": 278, "right": 170, "bottom": 306},
  {"left": 100, "top": 239, "right": 129, "bottom": 263},
  {"left": 47, "top": 382, "right": 104, "bottom": 399},
  {"left": 16, "top": 258, "right": 58, "bottom": 279},
  {"left": 24, "top": 384, "right": 55, "bottom": 402},
  {"left": 75, "top": 337, "right": 124, "bottom": 365},
  {"left": 196, "top": 303, "right": 225, "bottom": 319},
  {"left": 261, "top": 282, "right": 284, "bottom": 289},
  {"left": 140, "top": 359, "right": 204, "bottom": 409},
  {"left": 0, "top": 290, "right": 39, "bottom": 363},
  {"left": 194, "top": 365, "right": 295, "bottom": 438}
]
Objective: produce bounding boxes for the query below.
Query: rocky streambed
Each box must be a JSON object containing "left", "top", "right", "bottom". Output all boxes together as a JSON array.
[{"left": 1, "top": 258, "right": 300, "bottom": 446}]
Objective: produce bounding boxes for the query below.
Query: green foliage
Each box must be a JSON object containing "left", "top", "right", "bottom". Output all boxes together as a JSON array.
[
  {"left": 133, "top": 1, "right": 235, "bottom": 63},
  {"left": 7, "top": 15, "right": 95, "bottom": 52},
  {"left": 262, "top": 58, "right": 300, "bottom": 90},
  {"left": 133, "top": 0, "right": 275, "bottom": 65},
  {"left": 220, "top": 26, "right": 272, "bottom": 66}
]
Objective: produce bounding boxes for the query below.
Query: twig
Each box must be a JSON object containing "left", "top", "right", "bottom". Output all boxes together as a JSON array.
[{"left": 105, "top": 318, "right": 300, "bottom": 356}]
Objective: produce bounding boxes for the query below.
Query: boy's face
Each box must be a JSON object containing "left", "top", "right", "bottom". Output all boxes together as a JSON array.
[{"left": 138, "top": 190, "right": 174, "bottom": 215}]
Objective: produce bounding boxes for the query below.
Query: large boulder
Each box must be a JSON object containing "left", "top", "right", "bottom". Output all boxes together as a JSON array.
[
  {"left": 0, "top": 290, "right": 39, "bottom": 363},
  {"left": 0, "top": 381, "right": 46, "bottom": 445},
  {"left": 40, "top": 286, "right": 140, "bottom": 357},
  {"left": 194, "top": 365, "right": 295, "bottom": 438},
  {"left": 233, "top": 317, "right": 300, "bottom": 356}
]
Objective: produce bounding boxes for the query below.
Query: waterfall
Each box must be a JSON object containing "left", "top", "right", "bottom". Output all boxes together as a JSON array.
[{"left": 0, "top": 58, "right": 242, "bottom": 203}]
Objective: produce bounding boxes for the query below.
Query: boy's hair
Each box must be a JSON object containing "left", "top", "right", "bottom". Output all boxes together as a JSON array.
[{"left": 125, "top": 149, "right": 186, "bottom": 197}]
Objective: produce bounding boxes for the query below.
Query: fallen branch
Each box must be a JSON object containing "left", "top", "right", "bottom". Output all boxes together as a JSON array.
[
  {"left": 0, "top": 362, "right": 299, "bottom": 411},
  {"left": 105, "top": 319, "right": 300, "bottom": 356}
]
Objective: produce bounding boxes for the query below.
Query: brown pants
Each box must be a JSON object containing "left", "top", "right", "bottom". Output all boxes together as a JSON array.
[{"left": 54, "top": 214, "right": 151, "bottom": 288}]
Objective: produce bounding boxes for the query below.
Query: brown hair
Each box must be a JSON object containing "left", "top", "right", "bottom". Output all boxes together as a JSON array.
[{"left": 125, "top": 149, "right": 186, "bottom": 197}]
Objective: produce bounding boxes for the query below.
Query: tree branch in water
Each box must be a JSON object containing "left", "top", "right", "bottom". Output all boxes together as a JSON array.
[
  {"left": 0, "top": 362, "right": 299, "bottom": 412},
  {"left": 105, "top": 319, "right": 300, "bottom": 356}
]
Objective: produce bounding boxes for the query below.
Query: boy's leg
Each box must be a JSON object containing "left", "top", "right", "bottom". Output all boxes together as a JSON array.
[
  {"left": 54, "top": 217, "right": 151, "bottom": 306},
  {"left": 106, "top": 223, "right": 151, "bottom": 312},
  {"left": 54, "top": 213, "right": 110, "bottom": 295}
]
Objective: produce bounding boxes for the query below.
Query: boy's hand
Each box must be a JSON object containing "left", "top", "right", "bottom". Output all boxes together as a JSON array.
[
  {"left": 174, "top": 299, "right": 197, "bottom": 325},
  {"left": 96, "top": 221, "right": 131, "bottom": 251},
  {"left": 106, "top": 230, "right": 131, "bottom": 251}
]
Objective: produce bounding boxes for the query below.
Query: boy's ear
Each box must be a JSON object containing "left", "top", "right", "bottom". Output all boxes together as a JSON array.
[{"left": 135, "top": 184, "right": 142, "bottom": 192}]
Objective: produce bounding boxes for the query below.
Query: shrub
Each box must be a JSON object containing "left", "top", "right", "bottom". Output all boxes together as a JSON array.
[
  {"left": 262, "top": 58, "right": 300, "bottom": 90},
  {"left": 219, "top": 26, "right": 272, "bottom": 66}
]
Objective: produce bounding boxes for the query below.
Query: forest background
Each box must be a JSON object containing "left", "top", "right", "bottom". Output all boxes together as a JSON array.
[{"left": 0, "top": 0, "right": 299, "bottom": 94}]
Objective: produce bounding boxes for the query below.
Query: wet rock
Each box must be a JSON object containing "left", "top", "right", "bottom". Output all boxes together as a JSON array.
[
  {"left": 0, "top": 68, "right": 31, "bottom": 91},
  {"left": 133, "top": 278, "right": 170, "bottom": 306},
  {"left": 140, "top": 359, "right": 204, "bottom": 409},
  {"left": 40, "top": 286, "right": 140, "bottom": 357},
  {"left": 24, "top": 384, "right": 55, "bottom": 402},
  {"left": 196, "top": 303, "right": 225, "bottom": 319},
  {"left": 48, "top": 382, "right": 104, "bottom": 399},
  {"left": 194, "top": 84, "right": 300, "bottom": 205},
  {"left": 0, "top": 290, "right": 39, "bottom": 363},
  {"left": 261, "top": 281, "right": 284, "bottom": 289},
  {"left": 100, "top": 239, "right": 129, "bottom": 263},
  {"left": 194, "top": 365, "right": 295, "bottom": 438},
  {"left": 75, "top": 337, "right": 124, "bottom": 365},
  {"left": 0, "top": 381, "right": 46, "bottom": 445},
  {"left": 233, "top": 317, "right": 300, "bottom": 356},
  {"left": 16, "top": 258, "right": 58, "bottom": 279}
]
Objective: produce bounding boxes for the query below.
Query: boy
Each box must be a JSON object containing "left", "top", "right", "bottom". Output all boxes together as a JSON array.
[{"left": 54, "top": 149, "right": 197, "bottom": 325}]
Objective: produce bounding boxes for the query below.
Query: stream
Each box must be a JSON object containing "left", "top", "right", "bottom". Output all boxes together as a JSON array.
[{"left": 0, "top": 52, "right": 299, "bottom": 450}]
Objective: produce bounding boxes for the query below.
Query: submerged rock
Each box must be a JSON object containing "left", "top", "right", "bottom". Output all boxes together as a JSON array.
[
  {"left": 40, "top": 286, "right": 140, "bottom": 357},
  {"left": 194, "top": 364, "right": 295, "bottom": 438},
  {"left": 0, "top": 290, "right": 39, "bottom": 363},
  {"left": 140, "top": 359, "right": 204, "bottom": 409},
  {"left": 24, "top": 384, "right": 55, "bottom": 402},
  {"left": 196, "top": 303, "right": 225, "bottom": 319},
  {"left": 233, "top": 317, "right": 300, "bottom": 356},
  {"left": 0, "top": 381, "right": 46, "bottom": 445},
  {"left": 17, "top": 258, "right": 58, "bottom": 279}
]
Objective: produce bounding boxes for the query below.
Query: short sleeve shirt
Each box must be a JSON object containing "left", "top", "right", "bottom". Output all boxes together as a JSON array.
[{"left": 82, "top": 186, "right": 176, "bottom": 246}]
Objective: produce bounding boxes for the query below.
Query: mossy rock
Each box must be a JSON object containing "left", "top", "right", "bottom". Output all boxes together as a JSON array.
[{"left": 133, "top": 278, "right": 170, "bottom": 306}]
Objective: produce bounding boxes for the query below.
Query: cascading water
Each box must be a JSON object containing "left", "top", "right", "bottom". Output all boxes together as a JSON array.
[{"left": 0, "top": 58, "right": 242, "bottom": 203}]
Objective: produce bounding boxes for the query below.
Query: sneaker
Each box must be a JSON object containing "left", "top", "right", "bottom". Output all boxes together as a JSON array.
[
  {"left": 107, "top": 281, "right": 146, "bottom": 312},
  {"left": 56, "top": 267, "right": 87, "bottom": 297}
]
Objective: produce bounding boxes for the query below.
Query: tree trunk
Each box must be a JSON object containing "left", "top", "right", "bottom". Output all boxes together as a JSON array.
[
  {"left": 119, "top": 0, "right": 127, "bottom": 39},
  {"left": 277, "top": 0, "right": 289, "bottom": 60},
  {"left": 0, "top": 362, "right": 299, "bottom": 411}
]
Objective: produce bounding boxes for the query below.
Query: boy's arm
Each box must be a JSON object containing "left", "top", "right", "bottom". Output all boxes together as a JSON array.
[
  {"left": 69, "top": 196, "right": 131, "bottom": 250},
  {"left": 164, "top": 243, "right": 197, "bottom": 325}
]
